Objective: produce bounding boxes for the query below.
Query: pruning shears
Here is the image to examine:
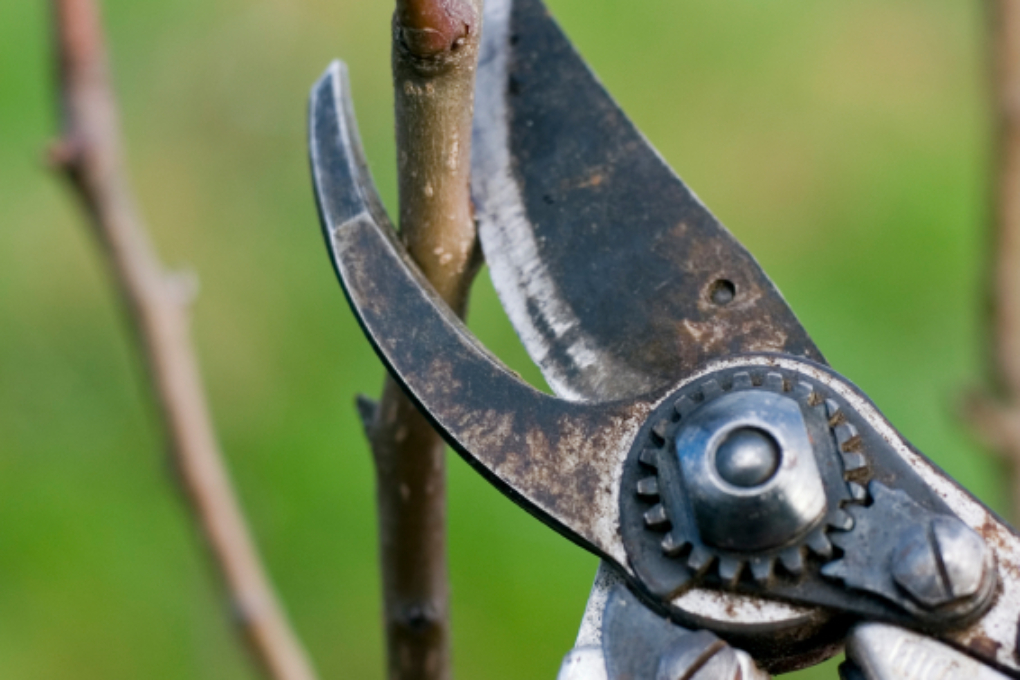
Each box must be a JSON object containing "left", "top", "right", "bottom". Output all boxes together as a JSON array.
[{"left": 308, "top": 0, "right": 1020, "bottom": 677}]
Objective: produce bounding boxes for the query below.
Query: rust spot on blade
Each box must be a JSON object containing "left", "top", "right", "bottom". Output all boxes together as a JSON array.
[{"left": 967, "top": 634, "right": 1002, "bottom": 659}]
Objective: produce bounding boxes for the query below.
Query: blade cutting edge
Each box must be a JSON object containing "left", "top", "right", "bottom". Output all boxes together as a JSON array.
[{"left": 472, "top": 0, "right": 823, "bottom": 403}]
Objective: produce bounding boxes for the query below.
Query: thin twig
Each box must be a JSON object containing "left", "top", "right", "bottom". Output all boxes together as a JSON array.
[
  {"left": 359, "top": 1, "right": 483, "bottom": 679},
  {"left": 964, "top": 0, "right": 1020, "bottom": 524},
  {"left": 990, "top": 0, "right": 1020, "bottom": 394},
  {"left": 49, "top": 2, "right": 318, "bottom": 678}
]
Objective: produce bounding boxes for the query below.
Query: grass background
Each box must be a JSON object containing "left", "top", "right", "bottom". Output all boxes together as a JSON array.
[{"left": 0, "top": 0, "right": 1005, "bottom": 677}]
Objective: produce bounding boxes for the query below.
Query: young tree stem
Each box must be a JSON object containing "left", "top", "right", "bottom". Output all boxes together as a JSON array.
[
  {"left": 49, "top": 1, "right": 318, "bottom": 678},
  {"left": 361, "top": 1, "right": 483, "bottom": 679}
]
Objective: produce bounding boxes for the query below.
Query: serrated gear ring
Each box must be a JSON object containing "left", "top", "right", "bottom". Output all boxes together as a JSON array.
[{"left": 620, "top": 364, "right": 870, "bottom": 596}]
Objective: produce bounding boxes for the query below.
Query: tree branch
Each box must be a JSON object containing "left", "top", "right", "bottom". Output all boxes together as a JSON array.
[
  {"left": 990, "top": 0, "right": 1020, "bottom": 396},
  {"left": 965, "top": 0, "right": 1020, "bottom": 523},
  {"left": 360, "top": 1, "right": 483, "bottom": 679},
  {"left": 49, "top": 2, "right": 318, "bottom": 678}
]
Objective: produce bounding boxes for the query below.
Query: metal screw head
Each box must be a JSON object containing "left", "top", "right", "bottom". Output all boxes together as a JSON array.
[
  {"left": 655, "top": 630, "right": 767, "bottom": 680},
  {"left": 931, "top": 516, "right": 989, "bottom": 599},
  {"left": 655, "top": 631, "right": 735, "bottom": 680},
  {"left": 891, "top": 516, "right": 991, "bottom": 610},
  {"left": 715, "top": 427, "right": 780, "bottom": 488}
]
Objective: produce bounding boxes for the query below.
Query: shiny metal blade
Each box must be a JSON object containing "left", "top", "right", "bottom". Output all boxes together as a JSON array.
[{"left": 472, "top": 0, "right": 823, "bottom": 403}]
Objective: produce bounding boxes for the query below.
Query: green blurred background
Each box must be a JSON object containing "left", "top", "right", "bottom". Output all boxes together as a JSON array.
[{"left": 0, "top": 0, "right": 1005, "bottom": 677}]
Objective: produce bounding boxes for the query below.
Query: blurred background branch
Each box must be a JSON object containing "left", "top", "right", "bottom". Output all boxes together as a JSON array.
[
  {"left": 358, "top": 0, "right": 483, "bottom": 678},
  {"left": 963, "top": 0, "right": 1020, "bottom": 524},
  {"left": 48, "top": 1, "right": 317, "bottom": 678}
]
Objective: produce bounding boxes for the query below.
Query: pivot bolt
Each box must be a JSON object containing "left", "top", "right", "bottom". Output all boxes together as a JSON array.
[
  {"left": 675, "top": 390, "right": 826, "bottom": 552},
  {"left": 891, "top": 516, "right": 991, "bottom": 610},
  {"left": 715, "top": 427, "right": 780, "bottom": 488}
]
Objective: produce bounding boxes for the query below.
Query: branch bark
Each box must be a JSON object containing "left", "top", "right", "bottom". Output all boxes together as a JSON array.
[
  {"left": 990, "top": 0, "right": 1020, "bottom": 396},
  {"left": 359, "top": 1, "right": 483, "bottom": 679},
  {"left": 964, "top": 0, "right": 1020, "bottom": 523},
  {"left": 49, "top": 2, "right": 318, "bottom": 678}
]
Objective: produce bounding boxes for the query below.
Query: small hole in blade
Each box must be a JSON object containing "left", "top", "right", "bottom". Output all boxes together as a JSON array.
[{"left": 709, "top": 279, "right": 736, "bottom": 306}]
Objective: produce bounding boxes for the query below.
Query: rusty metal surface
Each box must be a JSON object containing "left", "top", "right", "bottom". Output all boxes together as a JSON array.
[
  {"left": 601, "top": 584, "right": 768, "bottom": 680},
  {"left": 309, "top": 61, "right": 649, "bottom": 567},
  {"left": 471, "top": 0, "right": 840, "bottom": 658},
  {"left": 565, "top": 353, "right": 1020, "bottom": 676},
  {"left": 471, "top": 0, "right": 823, "bottom": 404},
  {"left": 618, "top": 359, "right": 999, "bottom": 629},
  {"left": 310, "top": 15, "right": 1020, "bottom": 677},
  {"left": 676, "top": 355, "right": 1020, "bottom": 677}
]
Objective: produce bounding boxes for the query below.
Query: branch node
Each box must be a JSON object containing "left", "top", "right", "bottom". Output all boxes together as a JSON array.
[
  {"left": 355, "top": 394, "right": 379, "bottom": 437},
  {"left": 46, "top": 135, "right": 84, "bottom": 173},
  {"left": 232, "top": 593, "right": 270, "bottom": 627},
  {"left": 394, "top": 0, "right": 478, "bottom": 66},
  {"left": 395, "top": 602, "right": 443, "bottom": 635},
  {"left": 961, "top": 389, "right": 1020, "bottom": 462},
  {"left": 165, "top": 269, "right": 200, "bottom": 307}
]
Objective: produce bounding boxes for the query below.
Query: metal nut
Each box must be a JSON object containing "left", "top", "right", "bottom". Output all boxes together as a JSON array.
[
  {"left": 674, "top": 390, "right": 827, "bottom": 552},
  {"left": 891, "top": 516, "right": 991, "bottom": 609}
]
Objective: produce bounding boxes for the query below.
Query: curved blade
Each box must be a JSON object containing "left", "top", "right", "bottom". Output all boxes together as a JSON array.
[
  {"left": 471, "top": 0, "right": 823, "bottom": 403},
  {"left": 309, "top": 61, "right": 648, "bottom": 567}
]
